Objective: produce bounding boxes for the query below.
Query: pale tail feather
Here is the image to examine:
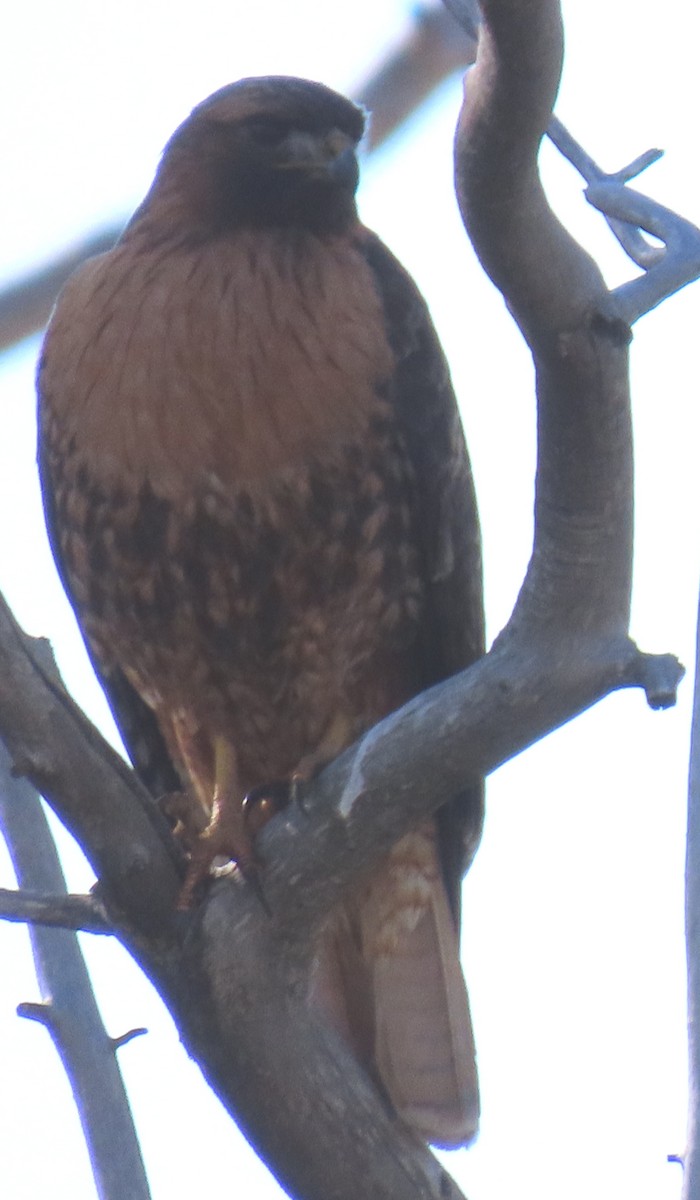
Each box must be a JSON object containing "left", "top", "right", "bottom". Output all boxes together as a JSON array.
[
  {"left": 367, "top": 872, "right": 478, "bottom": 1148},
  {"left": 311, "top": 826, "right": 479, "bottom": 1148}
]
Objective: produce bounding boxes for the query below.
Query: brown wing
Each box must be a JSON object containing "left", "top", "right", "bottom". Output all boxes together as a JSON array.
[
  {"left": 37, "top": 412, "right": 181, "bottom": 799},
  {"left": 357, "top": 229, "right": 485, "bottom": 915},
  {"left": 308, "top": 229, "right": 485, "bottom": 1147}
]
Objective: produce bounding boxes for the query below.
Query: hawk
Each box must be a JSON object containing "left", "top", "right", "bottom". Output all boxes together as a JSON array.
[{"left": 37, "top": 76, "right": 484, "bottom": 1148}]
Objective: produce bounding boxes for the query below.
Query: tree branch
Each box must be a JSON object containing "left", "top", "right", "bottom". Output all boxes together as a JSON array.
[
  {"left": 0, "top": 230, "right": 119, "bottom": 353},
  {"left": 547, "top": 114, "right": 665, "bottom": 267},
  {"left": 547, "top": 107, "right": 700, "bottom": 322},
  {"left": 0, "top": 604, "right": 182, "bottom": 936},
  {"left": 0, "top": 744, "right": 150, "bottom": 1200},
  {"left": 586, "top": 183, "right": 700, "bottom": 323},
  {"left": 356, "top": 1, "right": 478, "bottom": 149},
  {"left": 0, "top": 886, "right": 112, "bottom": 934}
]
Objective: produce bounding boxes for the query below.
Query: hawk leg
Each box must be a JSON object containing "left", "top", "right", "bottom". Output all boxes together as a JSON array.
[
  {"left": 176, "top": 712, "right": 354, "bottom": 907},
  {"left": 160, "top": 790, "right": 208, "bottom": 853},
  {"left": 177, "top": 737, "right": 257, "bottom": 909},
  {"left": 291, "top": 711, "right": 354, "bottom": 791}
]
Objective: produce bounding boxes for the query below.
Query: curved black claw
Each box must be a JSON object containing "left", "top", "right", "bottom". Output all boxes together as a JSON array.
[{"left": 237, "top": 859, "right": 272, "bottom": 917}]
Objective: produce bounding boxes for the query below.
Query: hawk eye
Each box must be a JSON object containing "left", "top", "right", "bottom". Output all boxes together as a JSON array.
[{"left": 245, "top": 116, "right": 291, "bottom": 147}]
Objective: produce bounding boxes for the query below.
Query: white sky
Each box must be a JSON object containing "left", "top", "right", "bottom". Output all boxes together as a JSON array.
[{"left": 0, "top": 2, "right": 698, "bottom": 1198}]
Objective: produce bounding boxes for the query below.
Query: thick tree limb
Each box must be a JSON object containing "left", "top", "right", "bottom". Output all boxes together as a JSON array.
[{"left": 0, "top": 610, "right": 181, "bottom": 936}]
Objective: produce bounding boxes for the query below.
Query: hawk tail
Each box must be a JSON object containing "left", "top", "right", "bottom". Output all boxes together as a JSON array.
[
  {"left": 369, "top": 870, "right": 479, "bottom": 1148},
  {"left": 312, "top": 828, "right": 479, "bottom": 1148}
]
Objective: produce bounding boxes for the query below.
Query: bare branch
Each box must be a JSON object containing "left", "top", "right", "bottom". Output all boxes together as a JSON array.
[
  {"left": 0, "top": 600, "right": 182, "bottom": 934},
  {"left": 0, "top": 229, "right": 120, "bottom": 352},
  {"left": 17, "top": 1000, "right": 53, "bottom": 1024},
  {"left": 548, "top": 114, "right": 665, "bottom": 268},
  {"left": 111, "top": 1027, "right": 148, "bottom": 1050},
  {"left": 356, "top": 2, "right": 478, "bottom": 149},
  {"left": 0, "top": 601, "right": 480, "bottom": 1198},
  {"left": 0, "top": 747, "right": 150, "bottom": 1200},
  {"left": 0, "top": 886, "right": 112, "bottom": 933},
  {"left": 446, "top": 10, "right": 700, "bottom": 319},
  {"left": 0, "top": 606, "right": 684, "bottom": 962},
  {"left": 544, "top": 113, "right": 700, "bottom": 320},
  {"left": 455, "top": 0, "right": 616, "bottom": 334},
  {"left": 622, "top": 650, "right": 686, "bottom": 710},
  {"left": 586, "top": 183, "right": 700, "bottom": 323}
]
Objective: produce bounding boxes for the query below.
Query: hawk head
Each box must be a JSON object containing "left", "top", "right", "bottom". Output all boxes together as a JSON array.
[{"left": 136, "top": 77, "right": 366, "bottom": 239}]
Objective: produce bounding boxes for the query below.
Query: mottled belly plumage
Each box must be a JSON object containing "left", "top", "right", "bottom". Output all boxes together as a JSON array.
[{"left": 50, "top": 422, "right": 424, "bottom": 791}]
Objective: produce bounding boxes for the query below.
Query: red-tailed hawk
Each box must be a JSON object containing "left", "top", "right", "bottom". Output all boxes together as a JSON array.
[{"left": 37, "top": 76, "right": 484, "bottom": 1148}]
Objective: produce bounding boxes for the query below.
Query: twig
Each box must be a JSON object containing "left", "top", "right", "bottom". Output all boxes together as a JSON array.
[
  {"left": 111, "top": 1027, "right": 148, "bottom": 1049},
  {"left": 0, "top": 886, "right": 112, "bottom": 933},
  {"left": 546, "top": 113, "right": 700, "bottom": 322},
  {"left": 586, "top": 184, "right": 700, "bottom": 324},
  {"left": 548, "top": 115, "right": 665, "bottom": 267}
]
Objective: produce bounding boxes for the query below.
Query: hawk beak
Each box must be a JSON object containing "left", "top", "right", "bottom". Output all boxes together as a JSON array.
[
  {"left": 326, "top": 144, "right": 359, "bottom": 191},
  {"left": 281, "top": 130, "right": 359, "bottom": 192}
]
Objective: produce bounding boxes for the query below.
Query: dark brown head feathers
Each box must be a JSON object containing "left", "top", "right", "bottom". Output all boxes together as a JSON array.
[
  {"left": 186, "top": 76, "right": 365, "bottom": 143},
  {"left": 135, "top": 76, "right": 366, "bottom": 239}
]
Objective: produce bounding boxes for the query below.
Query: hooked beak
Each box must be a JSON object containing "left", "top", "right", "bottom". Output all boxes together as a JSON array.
[{"left": 280, "top": 130, "right": 359, "bottom": 193}]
